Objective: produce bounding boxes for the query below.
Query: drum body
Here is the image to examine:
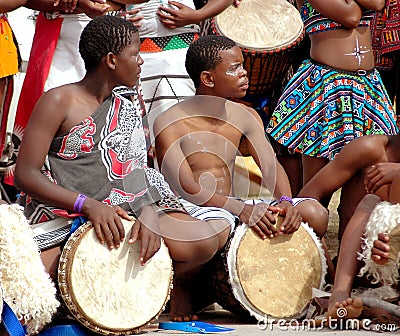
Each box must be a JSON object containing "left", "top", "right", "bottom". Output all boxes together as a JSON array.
[
  {"left": 212, "top": 223, "right": 326, "bottom": 321},
  {"left": 212, "top": 0, "right": 304, "bottom": 102},
  {"left": 58, "top": 219, "right": 173, "bottom": 335}
]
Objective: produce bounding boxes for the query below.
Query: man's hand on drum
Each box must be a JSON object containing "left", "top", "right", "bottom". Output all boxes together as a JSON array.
[
  {"left": 130, "top": 205, "right": 161, "bottom": 266},
  {"left": 239, "top": 203, "right": 279, "bottom": 239},
  {"left": 269, "top": 202, "right": 302, "bottom": 235},
  {"left": 157, "top": 1, "right": 198, "bottom": 29},
  {"left": 82, "top": 198, "right": 127, "bottom": 249}
]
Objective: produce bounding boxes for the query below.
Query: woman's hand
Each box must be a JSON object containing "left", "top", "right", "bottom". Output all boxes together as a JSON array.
[
  {"left": 157, "top": 1, "right": 199, "bottom": 29},
  {"left": 82, "top": 198, "right": 128, "bottom": 249},
  {"left": 129, "top": 205, "right": 161, "bottom": 265}
]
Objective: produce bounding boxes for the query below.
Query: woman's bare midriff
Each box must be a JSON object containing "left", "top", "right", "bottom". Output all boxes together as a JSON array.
[{"left": 309, "top": 27, "right": 375, "bottom": 71}]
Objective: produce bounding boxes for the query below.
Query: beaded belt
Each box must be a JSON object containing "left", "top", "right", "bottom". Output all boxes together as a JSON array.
[
  {"left": 310, "top": 59, "right": 374, "bottom": 76},
  {"left": 140, "top": 32, "right": 199, "bottom": 52}
]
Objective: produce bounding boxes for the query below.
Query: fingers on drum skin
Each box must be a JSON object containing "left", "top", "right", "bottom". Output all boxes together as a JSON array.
[
  {"left": 129, "top": 221, "right": 141, "bottom": 243},
  {"left": 93, "top": 224, "right": 105, "bottom": 244}
]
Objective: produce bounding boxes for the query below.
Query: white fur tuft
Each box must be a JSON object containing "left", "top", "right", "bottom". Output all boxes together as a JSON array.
[
  {"left": 358, "top": 201, "right": 400, "bottom": 286},
  {"left": 0, "top": 204, "right": 60, "bottom": 334}
]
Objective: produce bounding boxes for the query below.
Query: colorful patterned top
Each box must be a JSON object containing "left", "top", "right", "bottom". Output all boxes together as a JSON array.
[{"left": 301, "top": 0, "right": 374, "bottom": 35}]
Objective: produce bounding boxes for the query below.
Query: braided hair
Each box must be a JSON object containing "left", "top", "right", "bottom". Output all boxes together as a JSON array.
[
  {"left": 185, "top": 35, "right": 236, "bottom": 88},
  {"left": 79, "top": 15, "right": 138, "bottom": 73}
]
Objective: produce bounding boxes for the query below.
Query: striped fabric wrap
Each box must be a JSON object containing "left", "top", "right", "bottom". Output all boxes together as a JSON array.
[{"left": 266, "top": 59, "right": 398, "bottom": 160}]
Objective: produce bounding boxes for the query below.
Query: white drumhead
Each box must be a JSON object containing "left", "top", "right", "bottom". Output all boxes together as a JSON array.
[
  {"left": 214, "top": 0, "right": 304, "bottom": 51},
  {"left": 59, "top": 219, "right": 173, "bottom": 335},
  {"left": 227, "top": 223, "right": 326, "bottom": 321}
]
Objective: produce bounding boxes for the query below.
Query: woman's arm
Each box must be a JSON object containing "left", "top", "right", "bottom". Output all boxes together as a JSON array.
[
  {"left": 310, "top": 0, "right": 363, "bottom": 28},
  {"left": 25, "top": 0, "right": 110, "bottom": 16},
  {"left": 157, "top": 0, "right": 232, "bottom": 29},
  {"left": 354, "top": 0, "right": 385, "bottom": 11},
  {"left": 0, "top": 0, "right": 27, "bottom": 13}
]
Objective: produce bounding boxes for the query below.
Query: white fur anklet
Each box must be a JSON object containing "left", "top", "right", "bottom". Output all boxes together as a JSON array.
[
  {"left": 358, "top": 201, "right": 400, "bottom": 286},
  {"left": 0, "top": 204, "right": 60, "bottom": 334}
]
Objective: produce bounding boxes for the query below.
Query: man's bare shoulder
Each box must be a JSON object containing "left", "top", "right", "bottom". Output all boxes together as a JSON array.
[
  {"left": 153, "top": 102, "right": 190, "bottom": 136},
  {"left": 224, "top": 100, "right": 264, "bottom": 128}
]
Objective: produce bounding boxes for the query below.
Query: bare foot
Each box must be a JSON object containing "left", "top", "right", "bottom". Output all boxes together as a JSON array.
[
  {"left": 169, "top": 277, "right": 199, "bottom": 322},
  {"left": 326, "top": 293, "right": 363, "bottom": 321}
]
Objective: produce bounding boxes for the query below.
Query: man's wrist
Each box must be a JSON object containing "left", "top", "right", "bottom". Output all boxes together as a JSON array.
[
  {"left": 224, "top": 197, "right": 245, "bottom": 217},
  {"left": 278, "top": 196, "right": 293, "bottom": 205}
]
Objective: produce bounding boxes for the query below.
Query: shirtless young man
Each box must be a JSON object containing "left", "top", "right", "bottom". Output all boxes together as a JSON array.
[
  {"left": 154, "top": 35, "right": 328, "bottom": 244},
  {"left": 14, "top": 16, "right": 230, "bottom": 323}
]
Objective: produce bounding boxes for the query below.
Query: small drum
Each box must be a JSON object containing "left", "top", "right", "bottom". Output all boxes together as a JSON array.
[
  {"left": 58, "top": 219, "right": 173, "bottom": 335},
  {"left": 212, "top": 0, "right": 304, "bottom": 103},
  {"left": 212, "top": 223, "right": 326, "bottom": 321}
]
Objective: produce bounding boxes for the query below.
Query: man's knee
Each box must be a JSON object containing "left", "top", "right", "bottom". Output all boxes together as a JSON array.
[
  {"left": 296, "top": 199, "right": 329, "bottom": 237},
  {"left": 356, "top": 194, "right": 381, "bottom": 212}
]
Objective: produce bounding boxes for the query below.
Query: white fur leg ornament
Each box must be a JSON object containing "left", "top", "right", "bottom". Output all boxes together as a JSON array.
[
  {"left": 0, "top": 204, "right": 60, "bottom": 335},
  {"left": 358, "top": 201, "right": 400, "bottom": 286}
]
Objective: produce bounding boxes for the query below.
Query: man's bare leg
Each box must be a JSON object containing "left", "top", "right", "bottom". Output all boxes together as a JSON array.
[
  {"left": 327, "top": 194, "right": 381, "bottom": 320},
  {"left": 159, "top": 212, "right": 230, "bottom": 321},
  {"left": 302, "top": 155, "right": 331, "bottom": 207},
  {"left": 40, "top": 245, "right": 62, "bottom": 282}
]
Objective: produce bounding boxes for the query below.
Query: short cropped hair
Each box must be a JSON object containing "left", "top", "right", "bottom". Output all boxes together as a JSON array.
[
  {"left": 79, "top": 15, "right": 138, "bottom": 73},
  {"left": 185, "top": 35, "right": 236, "bottom": 88}
]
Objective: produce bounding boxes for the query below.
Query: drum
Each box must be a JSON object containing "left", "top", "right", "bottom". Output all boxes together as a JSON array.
[
  {"left": 212, "top": 223, "right": 326, "bottom": 321},
  {"left": 58, "top": 219, "right": 173, "bottom": 335},
  {"left": 212, "top": 0, "right": 304, "bottom": 102}
]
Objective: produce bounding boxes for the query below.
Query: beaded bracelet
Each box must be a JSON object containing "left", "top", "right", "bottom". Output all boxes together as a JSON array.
[
  {"left": 278, "top": 196, "right": 293, "bottom": 205},
  {"left": 73, "top": 194, "right": 88, "bottom": 213}
]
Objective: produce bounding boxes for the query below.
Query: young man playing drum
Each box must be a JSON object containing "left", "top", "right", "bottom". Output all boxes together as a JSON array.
[
  {"left": 14, "top": 16, "right": 233, "bottom": 323},
  {"left": 153, "top": 35, "right": 329, "bottom": 254}
]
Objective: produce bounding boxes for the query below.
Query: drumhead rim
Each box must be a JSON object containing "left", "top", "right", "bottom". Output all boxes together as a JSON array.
[
  {"left": 212, "top": 0, "right": 305, "bottom": 52},
  {"left": 226, "top": 223, "right": 326, "bottom": 321},
  {"left": 58, "top": 221, "right": 173, "bottom": 335},
  {"left": 212, "top": 18, "right": 305, "bottom": 53}
]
